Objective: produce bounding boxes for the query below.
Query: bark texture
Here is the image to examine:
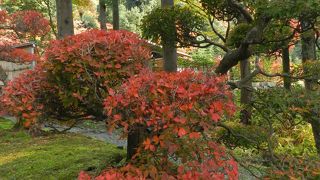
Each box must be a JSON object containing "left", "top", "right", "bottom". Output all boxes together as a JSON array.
[
  {"left": 56, "top": 0, "right": 74, "bottom": 39},
  {"left": 301, "top": 25, "right": 320, "bottom": 155},
  {"left": 215, "top": 16, "right": 271, "bottom": 74},
  {"left": 163, "top": 43, "right": 178, "bottom": 72},
  {"left": 99, "top": 0, "right": 107, "bottom": 30},
  {"left": 240, "top": 59, "right": 252, "bottom": 125},
  {"left": 161, "top": 0, "right": 177, "bottom": 72},
  {"left": 112, "top": 0, "right": 120, "bottom": 30},
  {"left": 282, "top": 47, "right": 291, "bottom": 90}
]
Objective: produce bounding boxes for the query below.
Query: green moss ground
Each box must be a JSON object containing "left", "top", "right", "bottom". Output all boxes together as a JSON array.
[{"left": 0, "top": 118, "right": 125, "bottom": 179}]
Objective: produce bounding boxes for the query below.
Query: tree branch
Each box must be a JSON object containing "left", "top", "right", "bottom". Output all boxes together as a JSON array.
[
  {"left": 215, "top": 16, "right": 271, "bottom": 74},
  {"left": 208, "top": 16, "right": 226, "bottom": 43},
  {"left": 229, "top": 57, "right": 319, "bottom": 89},
  {"left": 228, "top": 0, "right": 253, "bottom": 23}
]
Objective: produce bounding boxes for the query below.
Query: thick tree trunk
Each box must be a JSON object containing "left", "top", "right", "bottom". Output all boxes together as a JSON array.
[
  {"left": 311, "top": 118, "right": 320, "bottom": 155},
  {"left": 301, "top": 24, "right": 320, "bottom": 155},
  {"left": 282, "top": 47, "right": 291, "bottom": 90},
  {"left": 163, "top": 43, "right": 178, "bottom": 72},
  {"left": 161, "top": 0, "right": 177, "bottom": 72},
  {"left": 112, "top": 0, "right": 119, "bottom": 30},
  {"left": 56, "top": 0, "right": 74, "bottom": 39},
  {"left": 301, "top": 30, "right": 317, "bottom": 90},
  {"left": 99, "top": 0, "right": 107, "bottom": 30},
  {"left": 240, "top": 59, "right": 252, "bottom": 125}
]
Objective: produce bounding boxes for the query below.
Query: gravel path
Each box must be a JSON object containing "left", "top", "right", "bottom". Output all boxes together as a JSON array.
[
  {"left": 2, "top": 116, "right": 127, "bottom": 147},
  {"left": 47, "top": 123, "right": 127, "bottom": 147}
]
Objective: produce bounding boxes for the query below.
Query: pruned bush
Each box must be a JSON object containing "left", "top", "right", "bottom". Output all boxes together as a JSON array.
[
  {"left": 44, "top": 29, "right": 151, "bottom": 120},
  {"left": 0, "top": 30, "right": 151, "bottom": 129}
]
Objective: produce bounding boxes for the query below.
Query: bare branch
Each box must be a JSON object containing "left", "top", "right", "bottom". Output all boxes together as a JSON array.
[{"left": 229, "top": 57, "right": 319, "bottom": 89}]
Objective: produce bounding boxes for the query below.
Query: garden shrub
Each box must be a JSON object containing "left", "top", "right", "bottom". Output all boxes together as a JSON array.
[
  {"left": 44, "top": 29, "right": 151, "bottom": 120},
  {"left": 11, "top": 10, "right": 50, "bottom": 39},
  {"left": 80, "top": 70, "right": 238, "bottom": 179},
  {"left": 0, "top": 29, "right": 151, "bottom": 129},
  {"left": 0, "top": 65, "right": 47, "bottom": 129}
]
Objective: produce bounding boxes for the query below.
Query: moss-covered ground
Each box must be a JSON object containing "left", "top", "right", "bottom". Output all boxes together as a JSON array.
[{"left": 0, "top": 118, "right": 125, "bottom": 179}]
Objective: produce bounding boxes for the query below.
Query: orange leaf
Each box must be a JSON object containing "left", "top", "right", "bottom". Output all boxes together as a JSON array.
[
  {"left": 178, "top": 128, "right": 187, "bottom": 137},
  {"left": 189, "top": 132, "right": 201, "bottom": 139}
]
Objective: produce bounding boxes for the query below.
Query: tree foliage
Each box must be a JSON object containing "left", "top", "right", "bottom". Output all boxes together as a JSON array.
[
  {"left": 80, "top": 70, "right": 238, "bottom": 179},
  {"left": 142, "top": 6, "right": 206, "bottom": 45},
  {"left": 142, "top": 0, "right": 320, "bottom": 74}
]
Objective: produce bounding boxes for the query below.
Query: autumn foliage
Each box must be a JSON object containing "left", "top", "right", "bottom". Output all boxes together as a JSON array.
[
  {"left": 0, "top": 66, "right": 47, "bottom": 128},
  {"left": 80, "top": 70, "right": 238, "bottom": 179},
  {"left": 0, "top": 10, "right": 48, "bottom": 63},
  {"left": 0, "top": 10, "right": 50, "bottom": 41},
  {"left": 44, "top": 29, "right": 150, "bottom": 119},
  {"left": 0, "top": 29, "right": 151, "bottom": 128},
  {"left": 11, "top": 10, "right": 50, "bottom": 38}
]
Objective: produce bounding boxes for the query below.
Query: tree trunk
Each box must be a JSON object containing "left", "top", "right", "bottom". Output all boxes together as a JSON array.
[
  {"left": 310, "top": 117, "right": 320, "bottom": 155},
  {"left": 240, "top": 59, "right": 252, "bottom": 125},
  {"left": 215, "top": 16, "right": 271, "bottom": 74},
  {"left": 56, "top": 0, "right": 74, "bottom": 39},
  {"left": 0, "top": 65, "right": 7, "bottom": 86},
  {"left": 282, "top": 47, "right": 291, "bottom": 90},
  {"left": 127, "top": 125, "right": 148, "bottom": 160},
  {"left": 126, "top": 0, "right": 177, "bottom": 161},
  {"left": 161, "top": 0, "right": 177, "bottom": 72},
  {"left": 163, "top": 42, "right": 178, "bottom": 72},
  {"left": 99, "top": 0, "right": 107, "bottom": 30},
  {"left": 13, "top": 117, "right": 24, "bottom": 130},
  {"left": 301, "top": 30, "right": 317, "bottom": 90},
  {"left": 112, "top": 0, "right": 119, "bottom": 30},
  {"left": 301, "top": 23, "right": 320, "bottom": 155}
]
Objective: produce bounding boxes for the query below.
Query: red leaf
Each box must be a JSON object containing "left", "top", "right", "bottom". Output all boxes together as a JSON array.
[
  {"left": 108, "top": 88, "right": 115, "bottom": 96},
  {"left": 178, "top": 128, "right": 187, "bottom": 137},
  {"left": 211, "top": 113, "right": 220, "bottom": 122},
  {"left": 189, "top": 132, "right": 201, "bottom": 139},
  {"left": 115, "top": 63, "right": 121, "bottom": 69}
]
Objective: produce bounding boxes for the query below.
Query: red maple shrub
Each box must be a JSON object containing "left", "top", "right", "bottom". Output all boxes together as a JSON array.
[
  {"left": 0, "top": 10, "right": 50, "bottom": 41},
  {"left": 0, "top": 10, "right": 49, "bottom": 129},
  {"left": 1, "top": 29, "right": 150, "bottom": 128},
  {"left": 0, "top": 10, "right": 49, "bottom": 63},
  {"left": 43, "top": 29, "right": 151, "bottom": 119},
  {"left": 0, "top": 65, "right": 47, "bottom": 128},
  {"left": 11, "top": 10, "right": 50, "bottom": 39},
  {"left": 79, "top": 70, "right": 238, "bottom": 179}
]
